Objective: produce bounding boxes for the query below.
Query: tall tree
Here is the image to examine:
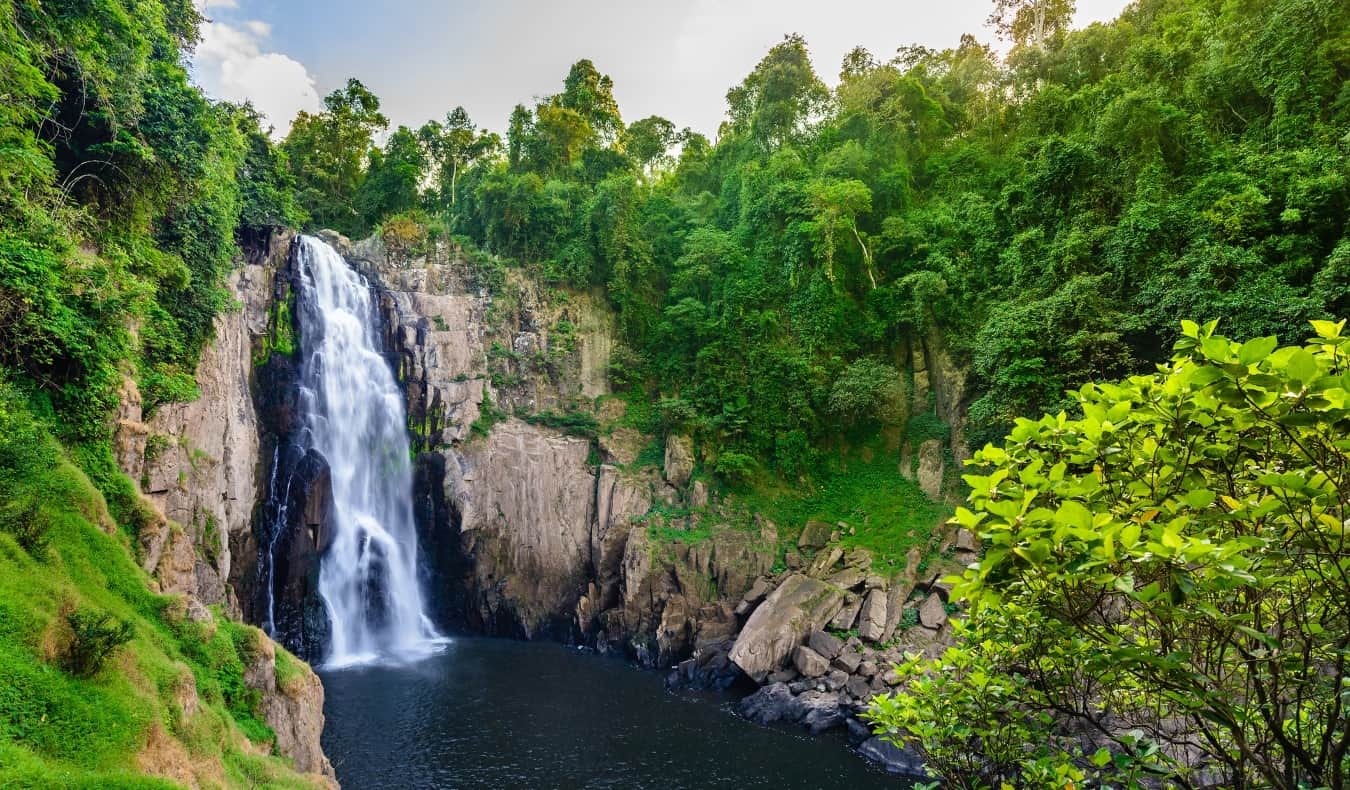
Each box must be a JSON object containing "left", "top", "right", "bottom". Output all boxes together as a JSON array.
[
  {"left": 354, "top": 125, "right": 427, "bottom": 231},
  {"left": 282, "top": 77, "right": 388, "bottom": 235},
  {"left": 623, "top": 115, "right": 677, "bottom": 177},
  {"left": 725, "top": 34, "right": 830, "bottom": 150}
]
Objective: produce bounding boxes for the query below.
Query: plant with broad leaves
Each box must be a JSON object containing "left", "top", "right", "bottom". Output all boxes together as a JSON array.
[{"left": 869, "top": 320, "right": 1350, "bottom": 789}]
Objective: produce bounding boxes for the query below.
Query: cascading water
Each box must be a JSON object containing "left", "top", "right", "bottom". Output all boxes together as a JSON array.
[{"left": 292, "top": 234, "right": 443, "bottom": 667}]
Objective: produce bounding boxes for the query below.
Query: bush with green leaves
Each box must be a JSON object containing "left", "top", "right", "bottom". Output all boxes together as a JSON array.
[
  {"left": 826, "top": 358, "right": 906, "bottom": 430},
  {"left": 868, "top": 320, "right": 1350, "bottom": 789},
  {"left": 62, "top": 609, "right": 135, "bottom": 679}
]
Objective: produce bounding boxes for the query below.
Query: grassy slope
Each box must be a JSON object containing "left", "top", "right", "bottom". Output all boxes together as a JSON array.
[{"left": 0, "top": 387, "right": 319, "bottom": 789}]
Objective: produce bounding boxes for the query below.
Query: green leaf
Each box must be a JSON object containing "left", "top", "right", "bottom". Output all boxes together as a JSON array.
[
  {"left": 1183, "top": 489, "right": 1215, "bottom": 509},
  {"left": 1310, "top": 319, "right": 1345, "bottom": 339},
  {"left": 1054, "top": 500, "right": 1092, "bottom": 530},
  {"left": 1286, "top": 348, "right": 1319, "bottom": 384},
  {"left": 1237, "top": 336, "right": 1277, "bottom": 366}
]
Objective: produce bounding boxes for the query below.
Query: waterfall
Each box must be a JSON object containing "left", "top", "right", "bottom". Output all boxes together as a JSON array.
[{"left": 294, "top": 234, "right": 443, "bottom": 667}]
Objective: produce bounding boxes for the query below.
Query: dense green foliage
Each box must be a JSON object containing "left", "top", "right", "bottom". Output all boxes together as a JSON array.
[
  {"left": 867, "top": 320, "right": 1350, "bottom": 788},
  {"left": 331, "top": 0, "right": 1348, "bottom": 476},
  {"left": 0, "top": 0, "right": 299, "bottom": 438}
]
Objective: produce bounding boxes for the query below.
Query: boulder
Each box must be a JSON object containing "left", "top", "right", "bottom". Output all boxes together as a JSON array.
[
  {"left": 826, "top": 567, "right": 867, "bottom": 591},
  {"left": 842, "top": 548, "right": 872, "bottom": 570},
  {"left": 846, "top": 675, "right": 872, "bottom": 700},
  {"left": 663, "top": 434, "right": 695, "bottom": 487},
  {"left": 793, "top": 645, "right": 830, "bottom": 678},
  {"left": 807, "top": 545, "right": 843, "bottom": 577},
  {"left": 857, "top": 588, "right": 889, "bottom": 642},
  {"left": 858, "top": 660, "right": 878, "bottom": 679},
  {"left": 824, "top": 669, "right": 849, "bottom": 691},
  {"left": 919, "top": 593, "right": 948, "bottom": 629},
  {"left": 797, "top": 520, "right": 832, "bottom": 550},
  {"left": 728, "top": 574, "right": 846, "bottom": 682},
  {"left": 737, "top": 682, "right": 797, "bottom": 725},
  {"left": 829, "top": 596, "right": 862, "bottom": 631},
  {"left": 955, "top": 528, "right": 977, "bottom": 552},
  {"left": 917, "top": 439, "right": 944, "bottom": 500},
  {"left": 832, "top": 650, "right": 861, "bottom": 674},
  {"left": 796, "top": 690, "right": 845, "bottom": 734},
  {"left": 689, "top": 479, "right": 709, "bottom": 508},
  {"left": 767, "top": 668, "right": 799, "bottom": 684},
  {"left": 808, "top": 629, "right": 844, "bottom": 660}
]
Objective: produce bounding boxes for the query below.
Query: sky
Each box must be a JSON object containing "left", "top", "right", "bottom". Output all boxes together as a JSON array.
[{"left": 190, "top": 0, "right": 1134, "bottom": 139}]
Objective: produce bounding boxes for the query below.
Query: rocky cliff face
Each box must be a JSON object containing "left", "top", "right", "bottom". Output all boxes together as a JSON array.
[
  {"left": 113, "top": 231, "right": 334, "bottom": 782},
  {"left": 114, "top": 235, "right": 280, "bottom": 612}
]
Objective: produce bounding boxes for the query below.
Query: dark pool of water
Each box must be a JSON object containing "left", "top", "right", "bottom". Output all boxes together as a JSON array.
[{"left": 320, "top": 637, "right": 907, "bottom": 789}]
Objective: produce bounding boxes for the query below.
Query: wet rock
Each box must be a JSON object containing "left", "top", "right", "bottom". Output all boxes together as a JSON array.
[
  {"left": 858, "top": 736, "right": 927, "bottom": 777},
  {"left": 857, "top": 588, "right": 889, "bottom": 642},
  {"left": 793, "top": 645, "right": 830, "bottom": 678},
  {"left": 728, "top": 573, "right": 845, "bottom": 682},
  {"left": 796, "top": 690, "right": 845, "bottom": 734},
  {"left": 797, "top": 520, "right": 832, "bottom": 550},
  {"left": 808, "top": 629, "right": 844, "bottom": 660},
  {"left": 738, "top": 682, "right": 797, "bottom": 725},
  {"left": 919, "top": 593, "right": 948, "bottom": 629},
  {"left": 767, "top": 668, "right": 799, "bottom": 684},
  {"left": 846, "top": 716, "right": 872, "bottom": 743}
]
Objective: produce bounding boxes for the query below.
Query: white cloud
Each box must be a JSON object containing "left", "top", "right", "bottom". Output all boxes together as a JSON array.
[{"left": 191, "top": 15, "right": 320, "bottom": 137}]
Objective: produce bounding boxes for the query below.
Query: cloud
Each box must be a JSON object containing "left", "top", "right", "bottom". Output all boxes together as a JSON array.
[{"left": 191, "top": 13, "right": 320, "bottom": 137}]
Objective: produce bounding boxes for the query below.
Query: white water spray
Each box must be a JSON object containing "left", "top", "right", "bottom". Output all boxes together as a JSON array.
[{"left": 295, "top": 235, "right": 442, "bottom": 667}]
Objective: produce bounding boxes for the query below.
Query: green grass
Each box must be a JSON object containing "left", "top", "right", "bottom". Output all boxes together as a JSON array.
[
  {"left": 0, "top": 383, "right": 319, "bottom": 788},
  {"left": 735, "top": 447, "right": 950, "bottom": 575}
]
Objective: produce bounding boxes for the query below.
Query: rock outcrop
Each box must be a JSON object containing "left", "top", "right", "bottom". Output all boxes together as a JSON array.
[{"left": 241, "top": 629, "right": 335, "bottom": 782}]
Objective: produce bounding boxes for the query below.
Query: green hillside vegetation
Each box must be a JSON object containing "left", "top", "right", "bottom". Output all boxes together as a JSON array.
[{"left": 0, "top": 385, "right": 318, "bottom": 788}]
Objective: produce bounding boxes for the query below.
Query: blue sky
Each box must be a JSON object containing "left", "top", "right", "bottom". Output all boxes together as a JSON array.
[{"left": 192, "top": 0, "right": 1134, "bottom": 138}]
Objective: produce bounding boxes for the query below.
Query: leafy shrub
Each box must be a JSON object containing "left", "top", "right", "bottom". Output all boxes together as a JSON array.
[
  {"left": 827, "top": 358, "right": 905, "bottom": 429},
  {"left": 380, "top": 210, "right": 431, "bottom": 260},
  {"left": 713, "top": 451, "right": 756, "bottom": 483},
  {"left": 606, "top": 345, "right": 648, "bottom": 389},
  {"left": 871, "top": 320, "right": 1350, "bottom": 788},
  {"left": 469, "top": 393, "right": 507, "bottom": 438},
  {"left": 62, "top": 609, "right": 134, "bottom": 678},
  {"left": 521, "top": 408, "right": 598, "bottom": 438}
]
